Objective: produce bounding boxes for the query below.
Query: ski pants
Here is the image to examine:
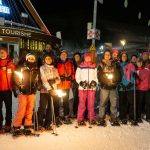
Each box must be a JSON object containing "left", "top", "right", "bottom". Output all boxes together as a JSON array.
[
  {"left": 119, "top": 90, "right": 134, "bottom": 120},
  {"left": 0, "top": 91, "right": 12, "bottom": 128},
  {"left": 99, "top": 88, "right": 118, "bottom": 119},
  {"left": 136, "top": 90, "right": 150, "bottom": 120},
  {"left": 77, "top": 89, "right": 96, "bottom": 121},
  {"left": 13, "top": 94, "right": 35, "bottom": 127}
]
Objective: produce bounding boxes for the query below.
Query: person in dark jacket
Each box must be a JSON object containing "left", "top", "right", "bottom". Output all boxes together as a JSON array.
[
  {"left": 12, "top": 53, "right": 40, "bottom": 135},
  {"left": 71, "top": 52, "right": 82, "bottom": 117},
  {"left": 0, "top": 48, "right": 15, "bottom": 133},
  {"left": 97, "top": 50, "right": 121, "bottom": 126}
]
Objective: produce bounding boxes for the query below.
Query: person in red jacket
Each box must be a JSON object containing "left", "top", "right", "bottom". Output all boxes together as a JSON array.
[
  {"left": 0, "top": 47, "right": 15, "bottom": 133},
  {"left": 57, "top": 50, "right": 75, "bottom": 124},
  {"left": 136, "top": 58, "right": 150, "bottom": 123}
]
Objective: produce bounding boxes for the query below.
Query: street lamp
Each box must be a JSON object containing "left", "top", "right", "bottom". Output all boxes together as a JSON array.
[{"left": 120, "top": 39, "right": 126, "bottom": 50}]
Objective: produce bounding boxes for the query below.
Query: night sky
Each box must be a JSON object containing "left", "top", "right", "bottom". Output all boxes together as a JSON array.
[
  {"left": 30, "top": 0, "right": 150, "bottom": 52},
  {"left": 2, "top": 0, "right": 150, "bottom": 53}
]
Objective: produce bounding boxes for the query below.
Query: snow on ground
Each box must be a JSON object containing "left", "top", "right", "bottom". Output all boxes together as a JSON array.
[{"left": 1, "top": 92, "right": 150, "bottom": 150}]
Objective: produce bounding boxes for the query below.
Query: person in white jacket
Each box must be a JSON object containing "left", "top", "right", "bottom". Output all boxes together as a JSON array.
[
  {"left": 37, "top": 54, "right": 60, "bottom": 130},
  {"left": 75, "top": 52, "right": 98, "bottom": 125}
]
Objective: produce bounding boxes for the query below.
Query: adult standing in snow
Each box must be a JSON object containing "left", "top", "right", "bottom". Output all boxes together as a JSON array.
[
  {"left": 136, "top": 58, "right": 150, "bottom": 123},
  {"left": 75, "top": 52, "right": 98, "bottom": 125},
  {"left": 57, "top": 50, "right": 75, "bottom": 124},
  {"left": 0, "top": 48, "right": 15, "bottom": 133},
  {"left": 12, "top": 53, "right": 40, "bottom": 135},
  {"left": 118, "top": 52, "right": 136, "bottom": 124},
  {"left": 37, "top": 54, "right": 61, "bottom": 130},
  {"left": 97, "top": 50, "right": 121, "bottom": 126},
  {"left": 72, "top": 52, "right": 82, "bottom": 117}
]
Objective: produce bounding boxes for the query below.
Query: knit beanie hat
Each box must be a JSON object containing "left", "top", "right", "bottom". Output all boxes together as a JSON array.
[
  {"left": 84, "top": 52, "right": 92, "bottom": 59},
  {"left": 26, "top": 53, "right": 36, "bottom": 61}
]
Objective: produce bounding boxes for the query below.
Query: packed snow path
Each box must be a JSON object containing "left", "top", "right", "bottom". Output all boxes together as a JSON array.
[
  {"left": 1, "top": 92, "right": 150, "bottom": 150},
  {"left": 0, "top": 120, "right": 150, "bottom": 150}
]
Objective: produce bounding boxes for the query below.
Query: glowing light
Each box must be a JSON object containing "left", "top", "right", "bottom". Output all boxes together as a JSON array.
[
  {"left": 15, "top": 71, "right": 23, "bottom": 80},
  {"left": 120, "top": 40, "right": 126, "bottom": 46},
  {"left": 106, "top": 73, "right": 113, "bottom": 79},
  {"left": 55, "top": 90, "right": 66, "bottom": 97}
]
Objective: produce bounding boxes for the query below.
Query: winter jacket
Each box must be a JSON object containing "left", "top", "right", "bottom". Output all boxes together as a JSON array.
[
  {"left": 75, "top": 61, "right": 98, "bottom": 90},
  {"left": 136, "top": 67, "right": 150, "bottom": 91},
  {"left": 118, "top": 62, "right": 135, "bottom": 91},
  {"left": 57, "top": 59, "right": 75, "bottom": 89},
  {"left": 97, "top": 60, "right": 121, "bottom": 90},
  {"left": 0, "top": 58, "right": 15, "bottom": 91},
  {"left": 40, "top": 64, "right": 60, "bottom": 92},
  {"left": 13, "top": 62, "right": 40, "bottom": 95}
]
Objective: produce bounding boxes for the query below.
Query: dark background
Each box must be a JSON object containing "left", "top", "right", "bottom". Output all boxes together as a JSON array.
[{"left": 2, "top": 0, "right": 150, "bottom": 55}]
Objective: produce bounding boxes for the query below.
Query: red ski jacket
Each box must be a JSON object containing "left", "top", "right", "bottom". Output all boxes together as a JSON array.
[
  {"left": 57, "top": 59, "right": 75, "bottom": 89},
  {"left": 0, "top": 58, "right": 15, "bottom": 91},
  {"left": 136, "top": 67, "right": 150, "bottom": 91}
]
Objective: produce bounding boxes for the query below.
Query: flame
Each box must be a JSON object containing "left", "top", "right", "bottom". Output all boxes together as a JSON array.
[
  {"left": 15, "top": 71, "right": 23, "bottom": 80},
  {"left": 106, "top": 73, "right": 113, "bottom": 79},
  {"left": 55, "top": 90, "right": 66, "bottom": 97}
]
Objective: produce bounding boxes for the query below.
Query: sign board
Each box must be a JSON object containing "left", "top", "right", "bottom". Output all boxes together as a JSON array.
[
  {"left": 87, "top": 29, "right": 100, "bottom": 40},
  {"left": 89, "top": 44, "right": 96, "bottom": 51},
  {"left": 0, "top": 0, "right": 10, "bottom": 14}
]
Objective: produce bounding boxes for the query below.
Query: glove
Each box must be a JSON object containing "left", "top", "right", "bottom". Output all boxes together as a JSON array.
[
  {"left": 126, "top": 82, "right": 134, "bottom": 89},
  {"left": 49, "top": 90, "right": 57, "bottom": 97},
  {"left": 118, "top": 83, "right": 126, "bottom": 91},
  {"left": 13, "top": 89, "right": 20, "bottom": 98},
  {"left": 89, "top": 80, "right": 97, "bottom": 89},
  {"left": 65, "top": 76, "right": 72, "bottom": 81},
  {"left": 48, "top": 79, "right": 55, "bottom": 89},
  {"left": 79, "top": 81, "right": 88, "bottom": 89},
  {"left": 133, "top": 72, "right": 140, "bottom": 80},
  {"left": 60, "top": 75, "right": 65, "bottom": 81},
  {"left": 48, "top": 79, "right": 55, "bottom": 85}
]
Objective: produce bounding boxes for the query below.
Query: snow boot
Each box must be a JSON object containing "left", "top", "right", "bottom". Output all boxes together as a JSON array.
[
  {"left": 78, "top": 120, "right": 86, "bottom": 126},
  {"left": 89, "top": 119, "right": 97, "bottom": 125},
  {"left": 137, "top": 118, "right": 143, "bottom": 123},
  {"left": 97, "top": 119, "right": 106, "bottom": 127},
  {"left": 56, "top": 117, "right": 63, "bottom": 127},
  {"left": 12, "top": 127, "right": 22, "bottom": 137},
  {"left": 4, "top": 125, "right": 11, "bottom": 132},
  {"left": 110, "top": 118, "right": 120, "bottom": 126},
  {"left": 63, "top": 117, "right": 72, "bottom": 124},
  {"left": 0, "top": 128, "right": 5, "bottom": 134},
  {"left": 23, "top": 126, "right": 33, "bottom": 135},
  {"left": 44, "top": 124, "right": 53, "bottom": 131},
  {"left": 120, "top": 119, "right": 128, "bottom": 125}
]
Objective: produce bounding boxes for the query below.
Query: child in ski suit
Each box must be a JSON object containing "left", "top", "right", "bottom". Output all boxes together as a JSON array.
[
  {"left": 0, "top": 48, "right": 15, "bottom": 133},
  {"left": 12, "top": 53, "right": 40, "bottom": 135},
  {"left": 38, "top": 54, "right": 60, "bottom": 130},
  {"left": 75, "top": 52, "right": 98, "bottom": 125}
]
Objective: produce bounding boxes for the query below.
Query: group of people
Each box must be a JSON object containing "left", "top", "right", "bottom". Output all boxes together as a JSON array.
[{"left": 0, "top": 44, "right": 150, "bottom": 136}]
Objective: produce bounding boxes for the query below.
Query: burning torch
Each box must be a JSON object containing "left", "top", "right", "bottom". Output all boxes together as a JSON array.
[{"left": 15, "top": 71, "right": 24, "bottom": 88}]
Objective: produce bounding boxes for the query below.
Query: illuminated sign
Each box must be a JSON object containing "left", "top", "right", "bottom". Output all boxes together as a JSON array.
[
  {"left": 0, "top": 0, "right": 10, "bottom": 14},
  {"left": 0, "top": 28, "right": 32, "bottom": 38}
]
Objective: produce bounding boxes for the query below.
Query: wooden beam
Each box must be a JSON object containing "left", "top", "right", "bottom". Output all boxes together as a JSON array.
[{"left": 23, "top": 0, "right": 51, "bottom": 35}]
